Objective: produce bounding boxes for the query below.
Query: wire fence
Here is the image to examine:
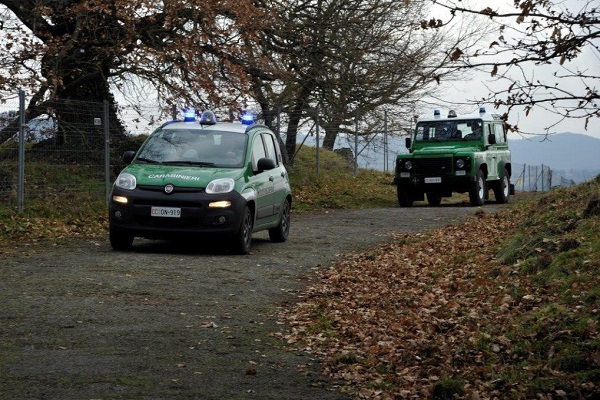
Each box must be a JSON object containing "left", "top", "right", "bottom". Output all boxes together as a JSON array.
[{"left": 1, "top": 93, "right": 572, "bottom": 214}]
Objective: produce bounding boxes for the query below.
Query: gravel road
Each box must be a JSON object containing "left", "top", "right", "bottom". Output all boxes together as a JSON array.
[{"left": 0, "top": 203, "right": 507, "bottom": 399}]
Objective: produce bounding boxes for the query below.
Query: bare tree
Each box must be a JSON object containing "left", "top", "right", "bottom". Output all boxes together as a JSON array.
[
  {"left": 428, "top": 0, "right": 600, "bottom": 133},
  {"left": 0, "top": 0, "right": 266, "bottom": 145},
  {"left": 246, "top": 0, "right": 487, "bottom": 162}
]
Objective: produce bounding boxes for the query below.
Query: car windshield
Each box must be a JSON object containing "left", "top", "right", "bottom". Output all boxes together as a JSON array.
[
  {"left": 136, "top": 129, "right": 248, "bottom": 168},
  {"left": 414, "top": 119, "right": 483, "bottom": 142}
]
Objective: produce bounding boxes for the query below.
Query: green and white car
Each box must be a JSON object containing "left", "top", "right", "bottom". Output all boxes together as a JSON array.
[
  {"left": 109, "top": 110, "right": 292, "bottom": 254},
  {"left": 394, "top": 107, "right": 513, "bottom": 207}
]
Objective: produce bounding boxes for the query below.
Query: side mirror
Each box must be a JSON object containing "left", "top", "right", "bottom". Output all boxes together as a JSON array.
[
  {"left": 405, "top": 137, "right": 412, "bottom": 150},
  {"left": 487, "top": 134, "right": 496, "bottom": 145},
  {"left": 123, "top": 150, "right": 136, "bottom": 164},
  {"left": 256, "top": 157, "right": 276, "bottom": 173}
]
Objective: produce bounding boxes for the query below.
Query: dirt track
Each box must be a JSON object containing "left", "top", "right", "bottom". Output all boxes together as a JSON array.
[{"left": 0, "top": 203, "right": 508, "bottom": 399}]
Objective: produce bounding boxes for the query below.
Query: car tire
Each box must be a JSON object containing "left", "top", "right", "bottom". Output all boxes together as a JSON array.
[
  {"left": 234, "top": 206, "right": 253, "bottom": 255},
  {"left": 269, "top": 198, "right": 290, "bottom": 243},
  {"left": 397, "top": 186, "right": 414, "bottom": 207},
  {"left": 109, "top": 228, "right": 134, "bottom": 251},
  {"left": 469, "top": 169, "right": 486, "bottom": 206},
  {"left": 494, "top": 168, "right": 511, "bottom": 204},
  {"left": 426, "top": 191, "right": 442, "bottom": 206}
]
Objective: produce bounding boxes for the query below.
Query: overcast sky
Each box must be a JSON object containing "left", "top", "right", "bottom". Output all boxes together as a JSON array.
[{"left": 430, "top": 0, "right": 600, "bottom": 140}]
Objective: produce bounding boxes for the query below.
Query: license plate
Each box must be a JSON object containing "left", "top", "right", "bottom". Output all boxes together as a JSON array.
[
  {"left": 424, "top": 177, "right": 442, "bottom": 184},
  {"left": 151, "top": 206, "right": 181, "bottom": 218}
]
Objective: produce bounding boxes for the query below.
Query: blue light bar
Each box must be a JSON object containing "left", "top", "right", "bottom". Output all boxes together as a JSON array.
[
  {"left": 199, "top": 110, "right": 217, "bottom": 125},
  {"left": 479, "top": 106, "right": 486, "bottom": 114},
  {"left": 241, "top": 112, "right": 255, "bottom": 125},
  {"left": 183, "top": 109, "right": 196, "bottom": 122}
]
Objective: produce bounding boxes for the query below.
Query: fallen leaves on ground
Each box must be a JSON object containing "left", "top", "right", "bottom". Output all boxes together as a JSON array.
[{"left": 280, "top": 207, "right": 597, "bottom": 399}]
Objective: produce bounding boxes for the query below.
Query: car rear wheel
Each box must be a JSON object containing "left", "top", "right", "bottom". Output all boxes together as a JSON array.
[
  {"left": 234, "top": 206, "right": 253, "bottom": 255},
  {"left": 469, "top": 169, "right": 486, "bottom": 206},
  {"left": 269, "top": 198, "right": 290, "bottom": 242},
  {"left": 109, "top": 228, "right": 134, "bottom": 251}
]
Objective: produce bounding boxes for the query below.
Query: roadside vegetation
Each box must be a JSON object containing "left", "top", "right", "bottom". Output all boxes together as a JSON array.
[
  {"left": 282, "top": 173, "right": 600, "bottom": 399},
  {"left": 0, "top": 148, "right": 598, "bottom": 398}
]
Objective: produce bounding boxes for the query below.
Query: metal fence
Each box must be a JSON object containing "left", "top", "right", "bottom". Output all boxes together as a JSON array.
[{"left": 1, "top": 93, "right": 568, "bottom": 214}]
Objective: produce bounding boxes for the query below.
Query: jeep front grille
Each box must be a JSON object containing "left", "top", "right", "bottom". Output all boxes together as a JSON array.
[{"left": 414, "top": 157, "right": 453, "bottom": 175}]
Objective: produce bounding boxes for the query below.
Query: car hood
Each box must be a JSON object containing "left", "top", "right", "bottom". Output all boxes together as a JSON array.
[
  {"left": 412, "top": 143, "right": 481, "bottom": 155},
  {"left": 124, "top": 163, "right": 244, "bottom": 187}
]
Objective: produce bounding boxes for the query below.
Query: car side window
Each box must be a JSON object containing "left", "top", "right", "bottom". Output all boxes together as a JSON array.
[
  {"left": 263, "top": 133, "right": 279, "bottom": 165},
  {"left": 493, "top": 123, "right": 506, "bottom": 144},
  {"left": 251, "top": 134, "right": 267, "bottom": 171}
]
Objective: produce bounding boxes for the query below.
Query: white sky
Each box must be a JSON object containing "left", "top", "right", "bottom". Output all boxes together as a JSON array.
[{"left": 429, "top": 0, "right": 600, "bottom": 140}]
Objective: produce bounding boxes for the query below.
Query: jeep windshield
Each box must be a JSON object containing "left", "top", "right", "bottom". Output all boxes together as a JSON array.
[
  {"left": 414, "top": 119, "right": 483, "bottom": 142},
  {"left": 136, "top": 129, "right": 248, "bottom": 168}
]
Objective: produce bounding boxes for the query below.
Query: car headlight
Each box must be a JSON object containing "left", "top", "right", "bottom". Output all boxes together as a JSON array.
[
  {"left": 115, "top": 172, "right": 137, "bottom": 190},
  {"left": 404, "top": 160, "right": 413, "bottom": 171},
  {"left": 456, "top": 158, "right": 465, "bottom": 169},
  {"left": 206, "top": 178, "right": 235, "bottom": 194}
]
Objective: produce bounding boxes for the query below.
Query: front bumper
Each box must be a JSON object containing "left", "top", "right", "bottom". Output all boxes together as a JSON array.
[
  {"left": 394, "top": 174, "right": 476, "bottom": 194},
  {"left": 109, "top": 185, "right": 247, "bottom": 239}
]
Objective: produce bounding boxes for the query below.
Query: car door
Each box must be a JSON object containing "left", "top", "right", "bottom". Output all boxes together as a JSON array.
[
  {"left": 250, "top": 131, "right": 276, "bottom": 224},
  {"left": 261, "top": 131, "right": 288, "bottom": 221},
  {"left": 484, "top": 122, "right": 499, "bottom": 180}
]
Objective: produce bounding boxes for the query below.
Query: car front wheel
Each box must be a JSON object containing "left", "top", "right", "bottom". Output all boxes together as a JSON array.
[
  {"left": 494, "top": 168, "right": 511, "bottom": 204},
  {"left": 109, "top": 228, "right": 134, "bottom": 251},
  {"left": 469, "top": 169, "right": 486, "bottom": 206},
  {"left": 233, "top": 206, "right": 253, "bottom": 255},
  {"left": 397, "top": 186, "right": 414, "bottom": 207}
]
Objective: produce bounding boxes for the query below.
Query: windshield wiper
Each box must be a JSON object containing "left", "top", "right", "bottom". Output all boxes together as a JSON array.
[
  {"left": 136, "top": 157, "right": 161, "bottom": 164},
  {"left": 162, "top": 160, "right": 216, "bottom": 166}
]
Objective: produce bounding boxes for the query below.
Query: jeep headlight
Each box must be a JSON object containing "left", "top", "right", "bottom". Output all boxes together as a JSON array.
[
  {"left": 404, "top": 160, "right": 413, "bottom": 171},
  {"left": 206, "top": 178, "right": 235, "bottom": 194},
  {"left": 456, "top": 158, "right": 465, "bottom": 169},
  {"left": 115, "top": 172, "right": 137, "bottom": 190}
]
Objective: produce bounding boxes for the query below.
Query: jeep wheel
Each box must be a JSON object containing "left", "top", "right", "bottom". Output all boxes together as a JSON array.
[
  {"left": 469, "top": 169, "right": 486, "bottom": 206},
  {"left": 494, "top": 168, "right": 511, "bottom": 204},
  {"left": 234, "top": 206, "right": 253, "bottom": 255},
  {"left": 109, "top": 228, "right": 134, "bottom": 251},
  {"left": 269, "top": 198, "right": 290, "bottom": 242},
  {"left": 397, "top": 186, "right": 414, "bottom": 207},
  {"left": 426, "top": 191, "right": 442, "bottom": 206}
]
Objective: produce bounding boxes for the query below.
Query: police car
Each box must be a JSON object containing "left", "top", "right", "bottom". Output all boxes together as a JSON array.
[
  {"left": 109, "top": 110, "right": 292, "bottom": 254},
  {"left": 395, "top": 107, "right": 512, "bottom": 206}
]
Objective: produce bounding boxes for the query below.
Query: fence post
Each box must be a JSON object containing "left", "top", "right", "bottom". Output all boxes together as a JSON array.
[
  {"left": 17, "top": 89, "right": 25, "bottom": 213},
  {"left": 104, "top": 100, "right": 111, "bottom": 204},
  {"left": 354, "top": 108, "right": 359, "bottom": 175},
  {"left": 315, "top": 107, "right": 320, "bottom": 177},
  {"left": 383, "top": 110, "right": 388, "bottom": 172}
]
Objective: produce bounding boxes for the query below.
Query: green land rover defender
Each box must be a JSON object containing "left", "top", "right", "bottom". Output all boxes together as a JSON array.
[{"left": 394, "top": 107, "right": 513, "bottom": 207}]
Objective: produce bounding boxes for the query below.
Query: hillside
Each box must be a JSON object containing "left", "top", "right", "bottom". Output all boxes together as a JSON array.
[{"left": 510, "top": 133, "right": 600, "bottom": 175}]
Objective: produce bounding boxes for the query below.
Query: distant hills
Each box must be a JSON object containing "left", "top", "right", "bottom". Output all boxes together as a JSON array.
[
  {"left": 302, "top": 131, "right": 600, "bottom": 183},
  {"left": 510, "top": 133, "right": 600, "bottom": 183}
]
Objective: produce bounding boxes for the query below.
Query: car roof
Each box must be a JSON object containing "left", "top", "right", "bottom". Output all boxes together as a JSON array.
[
  {"left": 418, "top": 110, "right": 503, "bottom": 124},
  {"left": 159, "top": 121, "right": 272, "bottom": 135},
  {"left": 161, "top": 121, "right": 248, "bottom": 132}
]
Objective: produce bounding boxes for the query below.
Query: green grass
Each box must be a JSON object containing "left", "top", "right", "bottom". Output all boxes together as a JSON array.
[{"left": 0, "top": 145, "right": 397, "bottom": 246}]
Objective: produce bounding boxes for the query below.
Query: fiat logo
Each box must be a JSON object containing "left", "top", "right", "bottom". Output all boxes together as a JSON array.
[{"left": 164, "top": 184, "right": 174, "bottom": 194}]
